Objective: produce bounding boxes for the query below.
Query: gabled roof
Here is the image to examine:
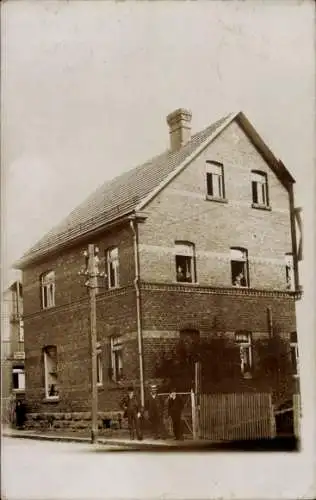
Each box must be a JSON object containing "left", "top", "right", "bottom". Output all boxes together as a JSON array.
[{"left": 15, "top": 111, "right": 295, "bottom": 269}]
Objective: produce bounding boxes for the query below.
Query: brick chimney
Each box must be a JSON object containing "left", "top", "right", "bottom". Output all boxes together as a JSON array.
[{"left": 166, "top": 108, "right": 192, "bottom": 151}]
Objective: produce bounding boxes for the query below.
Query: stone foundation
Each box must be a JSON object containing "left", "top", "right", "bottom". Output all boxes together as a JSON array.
[{"left": 25, "top": 411, "right": 128, "bottom": 433}]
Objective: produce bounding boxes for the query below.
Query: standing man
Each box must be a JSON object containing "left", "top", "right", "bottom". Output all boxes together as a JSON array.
[
  {"left": 146, "top": 384, "right": 162, "bottom": 439},
  {"left": 120, "top": 386, "right": 143, "bottom": 441},
  {"left": 168, "top": 389, "right": 184, "bottom": 440}
]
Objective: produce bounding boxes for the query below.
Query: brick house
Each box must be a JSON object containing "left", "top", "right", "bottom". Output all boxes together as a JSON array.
[{"left": 15, "top": 109, "right": 301, "bottom": 426}]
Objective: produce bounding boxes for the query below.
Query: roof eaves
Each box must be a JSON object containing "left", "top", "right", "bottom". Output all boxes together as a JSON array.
[
  {"left": 13, "top": 209, "right": 135, "bottom": 270},
  {"left": 135, "top": 112, "right": 238, "bottom": 212},
  {"left": 236, "top": 112, "right": 295, "bottom": 184}
]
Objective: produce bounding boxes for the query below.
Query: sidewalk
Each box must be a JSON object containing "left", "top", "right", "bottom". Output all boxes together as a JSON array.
[{"left": 2, "top": 426, "right": 191, "bottom": 449}]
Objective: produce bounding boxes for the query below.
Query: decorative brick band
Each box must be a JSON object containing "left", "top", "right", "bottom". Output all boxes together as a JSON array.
[{"left": 140, "top": 281, "right": 299, "bottom": 299}]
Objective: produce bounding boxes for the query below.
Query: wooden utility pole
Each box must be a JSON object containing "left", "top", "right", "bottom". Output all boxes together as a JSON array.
[
  {"left": 87, "top": 244, "right": 99, "bottom": 444},
  {"left": 267, "top": 306, "right": 273, "bottom": 339},
  {"left": 79, "top": 244, "right": 104, "bottom": 444}
]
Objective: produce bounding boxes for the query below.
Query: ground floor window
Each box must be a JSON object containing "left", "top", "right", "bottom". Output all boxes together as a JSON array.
[
  {"left": 235, "top": 332, "right": 252, "bottom": 377},
  {"left": 96, "top": 343, "right": 103, "bottom": 386},
  {"left": 43, "top": 345, "right": 58, "bottom": 399},
  {"left": 110, "top": 336, "right": 123, "bottom": 381},
  {"left": 12, "top": 366, "right": 25, "bottom": 390},
  {"left": 290, "top": 331, "right": 299, "bottom": 376}
]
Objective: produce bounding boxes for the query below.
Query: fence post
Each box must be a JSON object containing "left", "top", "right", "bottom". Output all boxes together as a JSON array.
[
  {"left": 269, "top": 394, "right": 276, "bottom": 438},
  {"left": 191, "top": 389, "right": 197, "bottom": 440}
]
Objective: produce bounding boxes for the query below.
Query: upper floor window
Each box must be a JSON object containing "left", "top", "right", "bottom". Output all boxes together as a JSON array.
[
  {"left": 230, "top": 247, "right": 249, "bottom": 287},
  {"left": 41, "top": 271, "right": 55, "bottom": 309},
  {"left": 235, "top": 332, "right": 252, "bottom": 377},
  {"left": 110, "top": 336, "right": 123, "bottom": 382},
  {"left": 206, "top": 161, "right": 225, "bottom": 199},
  {"left": 12, "top": 365, "right": 25, "bottom": 391},
  {"left": 175, "top": 242, "right": 196, "bottom": 283},
  {"left": 107, "top": 247, "right": 120, "bottom": 289},
  {"left": 251, "top": 170, "right": 269, "bottom": 207},
  {"left": 43, "top": 345, "right": 58, "bottom": 399},
  {"left": 285, "top": 253, "right": 294, "bottom": 291},
  {"left": 290, "top": 331, "right": 299, "bottom": 377}
]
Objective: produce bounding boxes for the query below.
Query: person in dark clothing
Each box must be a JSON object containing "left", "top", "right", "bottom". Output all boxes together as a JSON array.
[
  {"left": 168, "top": 389, "right": 184, "bottom": 440},
  {"left": 146, "top": 384, "right": 162, "bottom": 439},
  {"left": 120, "top": 386, "right": 143, "bottom": 440},
  {"left": 15, "top": 400, "right": 26, "bottom": 429}
]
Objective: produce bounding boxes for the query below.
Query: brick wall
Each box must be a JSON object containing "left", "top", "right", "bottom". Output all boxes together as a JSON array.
[
  {"left": 23, "top": 222, "right": 135, "bottom": 316},
  {"left": 140, "top": 286, "right": 296, "bottom": 333},
  {"left": 138, "top": 121, "right": 293, "bottom": 290},
  {"left": 139, "top": 285, "right": 297, "bottom": 393},
  {"left": 24, "top": 287, "right": 138, "bottom": 413}
]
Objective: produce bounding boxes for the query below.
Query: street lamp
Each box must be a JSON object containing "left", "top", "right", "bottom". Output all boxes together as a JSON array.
[{"left": 78, "top": 244, "right": 106, "bottom": 443}]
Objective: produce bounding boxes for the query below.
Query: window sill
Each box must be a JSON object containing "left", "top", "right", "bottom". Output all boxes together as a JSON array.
[
  {"left": 97, "top": 383, "right": 104, "bottom": 390},
  {"left": 108, "top": 285, "right": 120, "bottom": 291},
  {"left": 41, "top": 305, "right": 56, "bottom": 311},
  {"left": 251, "top": 203, "right": 271, "bottom": 211},
  {"left": 206, "top": 195, "right": 228, "bottom": 204},
  {"left": 174, "top": 281, "right": 199, "bottom": 286},
  {"left": 43, "top": 397, "right": 59, "bottom": 403},
  {"left": 12, "top": 388, "right": 25, "bottom": 393}
]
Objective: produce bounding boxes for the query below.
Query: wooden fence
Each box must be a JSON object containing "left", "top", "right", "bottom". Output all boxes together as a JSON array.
[
  {"left": 293, "top": 393, "right": 301, "bottom": 439},
  {"left": 199, "top": 393, "right": 275, "bottom": 441}
]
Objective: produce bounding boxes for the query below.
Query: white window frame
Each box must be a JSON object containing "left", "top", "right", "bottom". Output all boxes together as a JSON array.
[
  {"left": 285, "top": 253, "right": 295, "bottom": 291},
  {"left": 230, "top": 247, "right": 249, "bottom": 287},
  {"left": 175, "top": 242, "right": 196, "bottom": 283},
  {"left": 107, "top": 247, "right": 120, "bottom": 289},
  {"left": 251, "top": 171, "right": 269, "bottom": 207},
  {"left": 206, "top": 162, "right": 225, "bottom": 199},
  {"left": 235, "top": 332, "right": 252, "bottom": 377},
  {"left": 290, "top": 332, "right": 299, "bottom": 377},
  {"left": 110, "top": 336, "right": 123, "bottom": 382},
  {"left": 96, "top": 343, "right": 103, "bottom": 386},
  {"left": 41, "top": 271, "right": 55, "bottom": 309},
  {"left": 12, "top": 367, "right": 25, "bottom": 391},
  {"left": 43, "top": 346, "right": 59, "bottom": 400}
]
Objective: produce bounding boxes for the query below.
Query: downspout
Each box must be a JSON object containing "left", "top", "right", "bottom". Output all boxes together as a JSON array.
[
  {"left": 130, "top": 219, "right": 145, "bottom": 407},
  {"left": 288, "top": 183, "right": 300, "bottom": 292}
]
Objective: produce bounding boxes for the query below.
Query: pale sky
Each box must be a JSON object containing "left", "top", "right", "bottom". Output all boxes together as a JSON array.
[
  {"left": 1, "top": 0, "right": 314, "bottom": 288},
  {"left": 1, "top": 1, "right": 316, "bottom": 496}
]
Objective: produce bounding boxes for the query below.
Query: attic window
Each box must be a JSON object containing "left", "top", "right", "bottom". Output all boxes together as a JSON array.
[
  {"left": 251, "top": 171, "right": 269, "bottom": 208},
  {"left": 206, "top": 161, "right": 225, "bottom": 200}
]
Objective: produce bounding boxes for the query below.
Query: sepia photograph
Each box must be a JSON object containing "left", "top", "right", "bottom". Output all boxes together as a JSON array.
[{"left": 1, "top": 0, "right": 315, "bottom": 499}]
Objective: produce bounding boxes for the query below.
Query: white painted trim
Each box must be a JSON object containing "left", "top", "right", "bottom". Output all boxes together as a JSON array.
[{"left": 135, "top": 113, "right": 239, "bottom": 212}]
